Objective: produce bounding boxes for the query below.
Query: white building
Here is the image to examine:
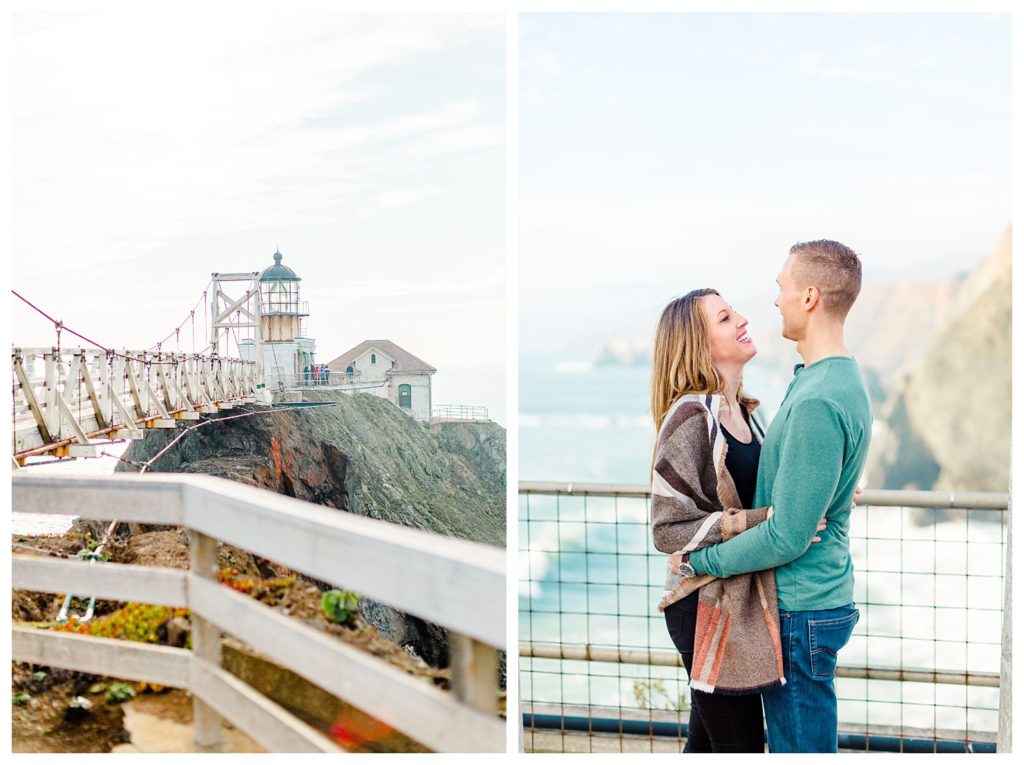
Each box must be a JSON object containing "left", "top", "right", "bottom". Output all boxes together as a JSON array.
[
  {"left": 328, "top": 340, "right": 436, "bottom": 421},
  {"left": 239, "top": 250, "right": 315, "bottom": 390}
]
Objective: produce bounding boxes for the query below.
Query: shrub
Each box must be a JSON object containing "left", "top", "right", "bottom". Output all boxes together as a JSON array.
[
  {"left": 217, "top": 567, "right": 296, "bottom": 596},
  {"left": 321, "top": 589, "right": 359, "bottom": 625},
  {"left": 57, "top": 603, "right": 188, "bottom": 644},
  {"left": 104, "top": 682, "right": 136, "bottom": 704}
]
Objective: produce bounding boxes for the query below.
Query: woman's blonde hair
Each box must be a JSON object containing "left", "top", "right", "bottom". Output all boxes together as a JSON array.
[{"left": 651, "top": 289, "right": 756, "bottom": 436}]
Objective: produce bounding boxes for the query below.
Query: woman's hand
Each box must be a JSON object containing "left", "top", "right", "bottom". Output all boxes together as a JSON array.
[
  {"left": 853, "top": 485, "right": 862, "bottom": 508},
  {"left": 811, "top": 516, "right": 827, "bottom": 543},
  {"left": 668, "top": 551, "right": 686, "bottom": 575}
]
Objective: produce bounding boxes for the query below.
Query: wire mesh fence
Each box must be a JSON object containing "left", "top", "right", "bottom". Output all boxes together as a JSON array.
[{"left": 518, "top": 483, "right": 1008, "bottom": 754}]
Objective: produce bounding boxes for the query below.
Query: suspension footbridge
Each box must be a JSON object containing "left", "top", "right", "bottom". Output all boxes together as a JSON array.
[{"left": 11, "top": 265, "right": 291, "bottom": 466}]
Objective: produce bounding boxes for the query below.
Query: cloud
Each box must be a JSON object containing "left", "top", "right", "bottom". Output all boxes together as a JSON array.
[
  {"left": 357, "top": 186, "right": 446, "bottom": 219},
  {"left": 12, "top": 14, "right": 503, "bottom": 273},
  {"left": 303, "top": 267, "right": 503, "bottom": 302}
]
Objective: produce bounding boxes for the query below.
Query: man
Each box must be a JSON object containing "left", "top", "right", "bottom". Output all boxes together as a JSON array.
[{"left": 677, "top": 239, "right": 872, "bottom": 752}]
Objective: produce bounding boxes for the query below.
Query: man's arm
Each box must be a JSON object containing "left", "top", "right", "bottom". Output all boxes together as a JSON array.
[{"left": 689, "top": 398, "right": 844, "bottom": 578}]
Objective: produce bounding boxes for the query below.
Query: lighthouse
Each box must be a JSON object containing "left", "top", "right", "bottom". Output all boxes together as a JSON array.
[{"left": 236, "top": 250, "right": 316, "bottom": 390}]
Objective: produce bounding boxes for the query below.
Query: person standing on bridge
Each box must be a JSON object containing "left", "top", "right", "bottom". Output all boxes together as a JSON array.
[{"left": 672, "top": 240, "right": 872, "bottom": 753}]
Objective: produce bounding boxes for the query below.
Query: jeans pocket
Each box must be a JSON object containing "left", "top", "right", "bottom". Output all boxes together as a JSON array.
[{"left": 808, "top": 608, "right": 859, "bottom": 680}]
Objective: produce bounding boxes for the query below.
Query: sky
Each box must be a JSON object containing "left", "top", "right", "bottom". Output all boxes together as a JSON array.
[
  {"left": 519, "top": 13, "right": 1012, "bottom": 359},
  {"left": 10, "top": 13, "right": 506, "bottom": 422}
]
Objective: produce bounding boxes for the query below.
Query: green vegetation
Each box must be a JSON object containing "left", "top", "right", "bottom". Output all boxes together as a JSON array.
[
  {"left": 321, "top": 589, "right": 360, "bottom": 625},
  {"left": 104, "top": 682, "right": 136, "bottom": 704},
  {"left": 632, "top": 679, "right": 689, "bottom": 712},
  {"left": 217, "top": 567, "right": 296, "bottom": 596},
  {"left": 64, "top": 696, "right": 93, "bottom": 720},
  {"left": 56, "top": 603, "right": 188, "bottom": 644}
]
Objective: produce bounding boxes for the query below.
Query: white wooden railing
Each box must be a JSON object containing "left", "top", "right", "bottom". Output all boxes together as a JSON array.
[{"left": 12, "top": 473, "right": 506, "bottom": 752}]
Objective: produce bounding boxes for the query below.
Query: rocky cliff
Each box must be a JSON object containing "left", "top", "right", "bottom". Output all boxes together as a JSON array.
[
  {"left": 867, "top": 228, "right": 1011, "bottom": 492},
  {"left": 741, "top": 278, "right": 963, "bottom": 395},
  {"left": 119, "top": 390, "right": 505, "bottom": 545},
  {"left": 117, "top": 390, "right": 505, "bottom": 665}
]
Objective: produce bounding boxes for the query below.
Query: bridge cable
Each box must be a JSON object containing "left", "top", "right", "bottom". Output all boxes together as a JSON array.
[
  {"left": 12, "top": 290, "right": 109, "bottom": 352},
  {"left": 149, "top": 279, "right": 212, "bottom": 351},
  {"left": 12, "top": 290, "right": 155, "bottom": 364},
  {"left": 12, "top": 289, "right": 245, "bottom": 366}
]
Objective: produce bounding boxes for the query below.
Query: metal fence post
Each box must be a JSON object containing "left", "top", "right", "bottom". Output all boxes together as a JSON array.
[
  {"left": 190, "top": 530, "right": 224, "bottom": 748},
  {"left": 998, "top": 499, "right": 1012, "bottom": 752},
  {"left": 450, "top": 631, "right": 499, "bottom": 717}
]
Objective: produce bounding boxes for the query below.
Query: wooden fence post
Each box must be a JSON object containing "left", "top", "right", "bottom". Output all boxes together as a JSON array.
[
  {"left": 450, "top": 631, "right": 499, "bottom": 717},
  {"left": 190, "top": 530, "right": 224, "bottom": 748}
]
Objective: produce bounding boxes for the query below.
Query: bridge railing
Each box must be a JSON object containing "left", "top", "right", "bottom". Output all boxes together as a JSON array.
[
  {"left": 12, "top": 473, "right": 505, "bottom": 752},
  {"left": 12, "top": 348, "right": 259, "bottom": 462},
  {"left": 267, "top": 371, "right": 394, "bottom": 393},
  {"left": 518, "top": 482, "right": 1009, "bottom": 753}
]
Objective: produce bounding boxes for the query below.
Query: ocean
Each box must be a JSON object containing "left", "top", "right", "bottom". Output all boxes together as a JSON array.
[{"left": 520, "top": 357, "right": 788, "bottom": 484}]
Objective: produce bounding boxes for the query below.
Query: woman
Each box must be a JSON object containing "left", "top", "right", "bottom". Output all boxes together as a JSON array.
[{"left": 648, "top": 288, "right": 825, "bottom": 753}]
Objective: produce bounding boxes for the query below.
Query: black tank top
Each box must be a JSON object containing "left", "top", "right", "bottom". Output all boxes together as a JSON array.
[{"left": 722, "top": 416, "right": 760, "bottom": 510}]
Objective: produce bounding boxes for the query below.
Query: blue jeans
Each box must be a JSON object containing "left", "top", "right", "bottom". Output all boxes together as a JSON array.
[{"left": 761, "top": 603, "right": 859, "bottom": 753}]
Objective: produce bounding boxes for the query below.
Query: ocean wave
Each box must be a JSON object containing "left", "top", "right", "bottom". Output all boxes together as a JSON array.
[{"left": 519, "top": 413, "right": 652, "bottom": 430}]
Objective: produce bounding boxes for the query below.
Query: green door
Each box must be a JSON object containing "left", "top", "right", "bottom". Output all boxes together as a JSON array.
[{"left": 398, "top": 384, "right": 412, "bottom": 409}]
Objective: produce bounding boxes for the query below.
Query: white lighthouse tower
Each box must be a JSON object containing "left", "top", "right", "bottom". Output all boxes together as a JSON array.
[{"left": 236, "top": 250, "right": 315, "bottom": 390}]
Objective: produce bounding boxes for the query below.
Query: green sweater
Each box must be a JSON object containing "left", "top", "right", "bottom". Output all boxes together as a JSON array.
[{"left": 690, "top": 356, "right": 872, "bottom": 611}]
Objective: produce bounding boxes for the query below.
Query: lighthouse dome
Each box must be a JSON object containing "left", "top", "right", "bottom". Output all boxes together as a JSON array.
[{"left": 259, "top": 250, "right": 300, "bottom": 282}]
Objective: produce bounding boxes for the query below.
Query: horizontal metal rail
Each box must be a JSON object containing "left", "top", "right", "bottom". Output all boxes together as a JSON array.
[
  {"left": 13, "top": 473, "right": 505, "bottom": 752},
  {"left": 519, "top": 481, "right": 1009, "bottom": 509},
  {"left": 521, "top": 642, "right": 1000, "bottom": 688},
  {"left": 432, "top": 404, "right": 490, "bottom": 421},
  {"left": 522, "top": 710, "right": 996, "bottom": 753}
]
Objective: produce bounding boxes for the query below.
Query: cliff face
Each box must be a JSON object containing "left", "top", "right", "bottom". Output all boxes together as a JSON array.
[
  {"left": 119, "top": 390, "right": 505, "bottom": 546},
  {"left": 867, "top": 228, "right": 1011, "bottom": 492},
  {"left": 117, "top": 390, "right": 506, "bottom": 667},
  {"left": 746, "top": 278, "right": 963, "bottom": 391}
]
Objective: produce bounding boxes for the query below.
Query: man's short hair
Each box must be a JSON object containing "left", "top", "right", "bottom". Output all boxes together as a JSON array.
[{"left": 789, "top": 239, "right": 862, "bottom": 318}]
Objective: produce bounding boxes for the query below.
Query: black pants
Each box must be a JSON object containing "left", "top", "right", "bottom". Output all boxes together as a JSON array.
[{"left": 664, "top": 597, "right": 766, "bottom": 753}]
